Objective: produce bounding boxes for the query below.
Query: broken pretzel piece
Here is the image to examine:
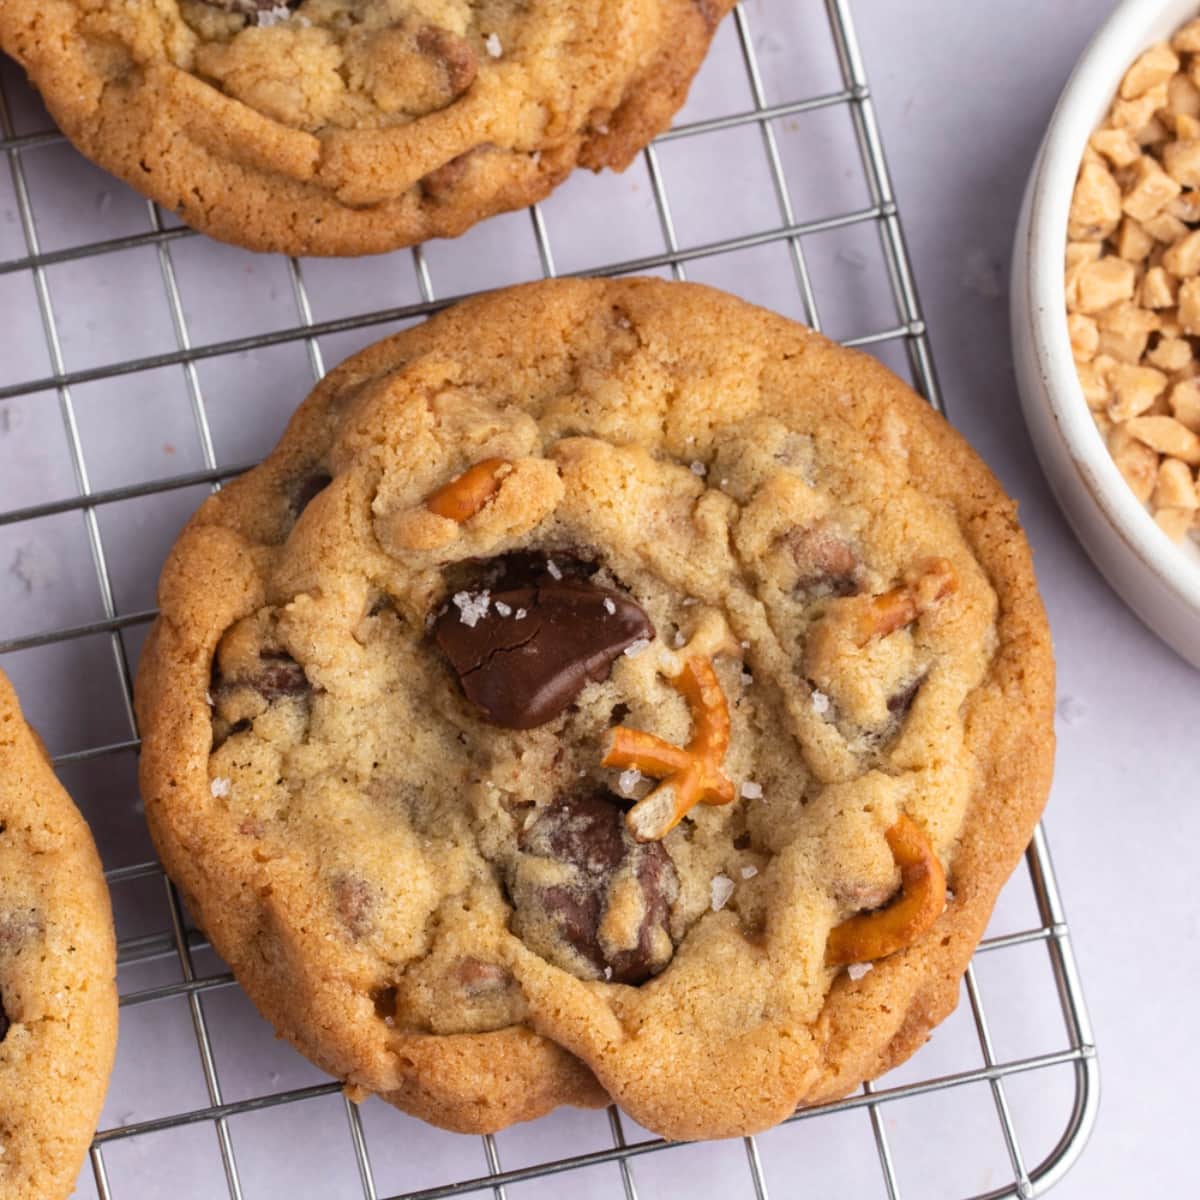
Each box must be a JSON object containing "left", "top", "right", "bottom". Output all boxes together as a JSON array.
[
  {"left": 851, "top": 556, "right": 957, "bottom": 647},
  {"left": 602, "top": 656, "right": 735, "bottom": 842},
  {"left": 424, "top": 457, "right": 512, "bottom": 522},
  {"left": 825, "top": 814, "right": 946, "bottom": 967}
]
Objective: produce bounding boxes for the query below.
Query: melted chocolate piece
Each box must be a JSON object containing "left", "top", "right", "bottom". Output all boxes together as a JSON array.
[
  {"left": 415, "top": 25, "right": 478, "bottom": 98},
  {"left": 433, "top": 566, "right": 653, "bottom": 730},
  {"left": 244, "top": 652, "right": 310, "bottom": 701},
  {"left": 887, "top": 674, "right": 925, "bottom": 718},
  {"left": 291, "top": 471, "right": 332, "bottom": 517},
  {"left": 511, "top": 792, "right": 676, "bottom": 984},
  {"left": 788, "top": 521, "right": 861, "bottom": 597}
]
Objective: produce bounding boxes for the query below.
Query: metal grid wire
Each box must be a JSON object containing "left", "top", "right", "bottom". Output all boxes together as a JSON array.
[{"left": 0, "top": 1, "right": 1098, "bottom": 1197}]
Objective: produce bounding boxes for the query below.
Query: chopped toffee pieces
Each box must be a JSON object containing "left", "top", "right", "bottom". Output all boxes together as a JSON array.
[
  {"left": 509, "top": 791, "right": 677, "bottom": 984},
  {"left": 433, "top": 565, "right": 653, "bottom": 730}
]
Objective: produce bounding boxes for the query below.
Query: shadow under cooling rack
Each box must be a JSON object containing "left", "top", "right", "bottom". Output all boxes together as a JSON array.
[{"left": 0, "top": 1, "right": 1097, "bottom": 1197}]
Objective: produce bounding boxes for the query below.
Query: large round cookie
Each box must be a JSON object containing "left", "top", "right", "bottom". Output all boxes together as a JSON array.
[
  {"left": 0, "top": 670, "right": 118, "bottom": 1198},
  {"left": 0, "top": 1, "right": 732, "bottom": 256},
  {"left": 135, "top": 277, "right": 1054, "bottom": 1139}
]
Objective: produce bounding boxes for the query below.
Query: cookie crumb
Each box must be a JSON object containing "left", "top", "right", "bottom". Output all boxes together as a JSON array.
[
  {"left": 740, "top": 865, "right": 758, "bottom": 880},
  {"left": 210, "top": 777, "right": 231, "bottom": 799},
  {"left": 710, "top": 874, "right": 735, "bottom": 911},
  {"left": 485, "top": 32, "right": 503, "bottom": 58},
  {"left": 740, "top": 781, "right": 763, "bottom": 800},
  {"left": 846, "top": 962, "right": 873, "bottom": 981},
  {"left": 740, "top": 671, "right": 753, "bottom": 687}
]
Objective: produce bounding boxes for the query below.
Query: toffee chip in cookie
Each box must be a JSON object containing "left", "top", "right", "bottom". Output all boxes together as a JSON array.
[
  {"left": 0, "top": 1, "right": 735, "bottom": 255},
  {"left": 135, "top": 277, "right": 1055, "bottom": 1138},
  {"left": 0, "top": 670, "right": 118, "bottom": 1199}
]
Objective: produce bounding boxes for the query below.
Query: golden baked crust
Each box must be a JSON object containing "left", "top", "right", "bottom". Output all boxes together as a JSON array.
[
  {"left": 0, "top": 0, "right": 733, "bottom": 256},
  {"left": 134, "top": 277, "right": 1055, "bottom": 1138},
  {"left": 0, "top": 670, "right": 119, "bottom": 1198}
]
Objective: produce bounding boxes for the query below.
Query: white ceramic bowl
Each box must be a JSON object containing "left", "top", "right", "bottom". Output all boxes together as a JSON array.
[{"left": 1012, "top": 0, "right": 1200, "bottom": 668}]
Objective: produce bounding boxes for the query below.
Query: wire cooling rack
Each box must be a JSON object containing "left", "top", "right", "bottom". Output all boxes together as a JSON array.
[{"left": 0, "top": 2, "right": 1098, "bottom": 1197}]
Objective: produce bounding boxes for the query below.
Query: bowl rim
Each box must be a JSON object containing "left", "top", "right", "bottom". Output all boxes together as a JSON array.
[{"left": 1026, "top": 0, "right": 1200, "bottom": 614}]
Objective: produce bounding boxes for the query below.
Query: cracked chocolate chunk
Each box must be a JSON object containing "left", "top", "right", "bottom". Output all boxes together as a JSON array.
[
  {"left": 433, "top": 562, "right": 653, "bottom": 729},
  {"left": 509, "top": 792, "right": 677, "bottom": 984}
]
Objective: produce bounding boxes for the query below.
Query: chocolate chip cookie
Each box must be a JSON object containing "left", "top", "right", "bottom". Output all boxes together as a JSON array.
[
  {"left": 0, "top": 1, "right": 733, "bottom": 255},
  {"left": 135, "top": 277, "right": 1055, "bottom": 1138},
  {"left": 0, "top": 670, "right": 118, "bottom": 1198}
]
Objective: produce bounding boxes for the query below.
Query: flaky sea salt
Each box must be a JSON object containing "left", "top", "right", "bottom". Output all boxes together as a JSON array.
[
  {"left": 485, "top": 32, "right": 503, "bottom": 57},
  {"left": 453, "top": 590, "right": 491, "bottom": 627},
  {"left": 205, "top": 691, "right": 214, "bottom": 707},
  {"left": 210, "top": 777, "right": 231, "bottom": 799},
  {"left": 689, "top": 460, "right": 707, "bottom": 477},
  {"left": 617, "top": 768, "right": 643, "bottom": 796},
  {"left": 740, "top": 780, "right": 763, "bottom": 800},
  {"left": 256, "top": 5, "right": 293, "bottom": 28},
  {"left": 740, "top": 671, "right": 753, "bottom": 687},
  {"left": 710, "top": 874, "right": 735, "bottom": 911},
  {"left": 623, "top": 637, "right": 650, "bottom": 658},
  {"left": 494, "top": 601, "right": 513, "bottom": 617},
  {"left": 515, "top": 607, "right": 528, "bottom": 620},
  {"left": 546, "top": 559, "right": 563, "bottom": 580},
  {"left": 603, "top": 598, "right": 617, "bottom": 615},
  {"left": 740, "top": 865, "right": 758, "bottom": 880},
  {"left": 673, "top": 630, "right": 686, "bottom": 648},
  {"left": 811, "top": 689, "right": 831, "bottom": 715},
  {"left": 846, "top": 962, "right": 874, "bottom": 982},
  {"left": 617, "top": 768, "right": 643, "bottom": 795},
  {"left": 603, "top": 966, "right": 613, "bottom": 981}
]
